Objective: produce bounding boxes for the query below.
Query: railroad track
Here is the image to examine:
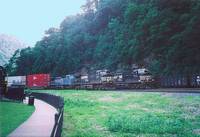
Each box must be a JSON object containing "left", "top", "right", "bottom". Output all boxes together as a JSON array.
[{"left": 109, "top": 88, "right": 200, "bottom": 94}]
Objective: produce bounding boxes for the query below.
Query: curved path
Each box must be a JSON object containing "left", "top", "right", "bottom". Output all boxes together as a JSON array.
[{"left": 9, "top": 99, "right": 57, "bottom": 137}]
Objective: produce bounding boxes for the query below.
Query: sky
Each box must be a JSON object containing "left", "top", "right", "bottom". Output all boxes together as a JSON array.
[{"left": 0, "top": 0, "right": 86, "bottom": 46}]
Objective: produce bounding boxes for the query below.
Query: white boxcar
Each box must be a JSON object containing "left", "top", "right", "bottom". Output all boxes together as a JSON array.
[{"left": 6, "top": 76, "right": 26, "bottom": 87}]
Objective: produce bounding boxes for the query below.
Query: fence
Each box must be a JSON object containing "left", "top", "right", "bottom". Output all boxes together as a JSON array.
[
  {"left": 5, "top": 87, "right": 25, "bottom": 101},
  {"left": 30, "top": 92, "right": 64, "bottom": 137}
]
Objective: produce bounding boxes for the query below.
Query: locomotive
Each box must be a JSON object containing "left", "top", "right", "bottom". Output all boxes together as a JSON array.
[{"left": 50, "top": 68, "right": 155, "bottom": 90}]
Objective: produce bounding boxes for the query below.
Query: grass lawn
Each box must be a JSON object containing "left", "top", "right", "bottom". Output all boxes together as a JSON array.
[
  {"left": 0, "top": 101, "right": 35, "bottom": 137},
  {"left": 31, "top": 90, "right": 200, "bottom": 137}
]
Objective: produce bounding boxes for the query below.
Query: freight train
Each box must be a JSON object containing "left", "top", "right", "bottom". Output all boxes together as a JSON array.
[
  {"left": 6, "top": 68, "right": 156, "bottom": 89},
  {"left": 5, "top": 68, "right": 200, "bottom": 89}
]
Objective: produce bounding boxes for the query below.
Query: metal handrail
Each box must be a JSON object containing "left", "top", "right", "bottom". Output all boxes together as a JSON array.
[{"left": 51, "top": 108, "right": 64, "bottom": 137}]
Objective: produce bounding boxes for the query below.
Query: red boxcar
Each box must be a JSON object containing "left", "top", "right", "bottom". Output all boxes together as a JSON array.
[{"left": 27, "top": 74, "right": 50, "bottom": 88}]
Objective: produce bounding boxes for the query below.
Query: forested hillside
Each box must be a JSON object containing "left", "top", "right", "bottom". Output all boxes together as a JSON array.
[{"left": 6, "top": 0, "right": 200, "bottom": 76}]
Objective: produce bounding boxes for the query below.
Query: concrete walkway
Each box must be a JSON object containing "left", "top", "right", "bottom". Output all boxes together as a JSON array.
[{"left": 9, "top": 99, "right": 57, "bottom": 137}]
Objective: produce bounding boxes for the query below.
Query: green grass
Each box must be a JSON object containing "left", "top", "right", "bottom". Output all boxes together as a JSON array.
[
  {"left": 31, "top": 90, "right": 200, "bottom": 137},
  {"left": 0, "top": 101, "right": 35, "bottom": 137}
]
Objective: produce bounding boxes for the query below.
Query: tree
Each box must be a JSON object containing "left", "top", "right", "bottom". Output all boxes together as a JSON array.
[{"left": 7, "top": 0, "right": 200, "bottom": 77}]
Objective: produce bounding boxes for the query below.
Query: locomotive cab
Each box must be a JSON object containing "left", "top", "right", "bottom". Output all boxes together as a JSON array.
[{"left": 133, "top": 68, "right": 154, "bottom": 82}]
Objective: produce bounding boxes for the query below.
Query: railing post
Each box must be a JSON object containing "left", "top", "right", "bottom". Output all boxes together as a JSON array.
[{"left": 55, "top": 113, "right": 59, "bottom": 124}]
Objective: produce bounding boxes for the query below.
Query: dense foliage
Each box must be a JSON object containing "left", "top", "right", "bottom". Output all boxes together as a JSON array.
[{"left": 7, "top": 0, "right": 200, "bottom": 76}]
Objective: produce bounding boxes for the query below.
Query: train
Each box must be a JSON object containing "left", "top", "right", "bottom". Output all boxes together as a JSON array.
[
  {"left": 4, "top": 67, "right": 200, "bottom": 90},
  {"left": 6, "top": 68, "right": 156, "bottom": 90}
]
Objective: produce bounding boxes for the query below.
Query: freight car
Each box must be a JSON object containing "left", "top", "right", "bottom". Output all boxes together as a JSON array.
[
  {"left": 27, "top": 74, "right": 50, "bottom": 89},
  {"left": 159, "top": 74, "right": 200, "bottom": 88},
  {"left": 50, "top": 75, "right": 76, "bottom": 89},
  {"left": 6, "top": 73, "right": 51, "bottom": 89},
  {"left": 64, "top": 75, "right": 75, "bottom": 86},
  {"left": 6, "top": 76, "right": 26, "bottom": 87}
]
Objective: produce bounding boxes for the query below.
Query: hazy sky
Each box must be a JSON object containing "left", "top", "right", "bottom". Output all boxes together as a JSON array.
[{"left": 0, "top": 0, "right": 86, "bottom": 46}]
